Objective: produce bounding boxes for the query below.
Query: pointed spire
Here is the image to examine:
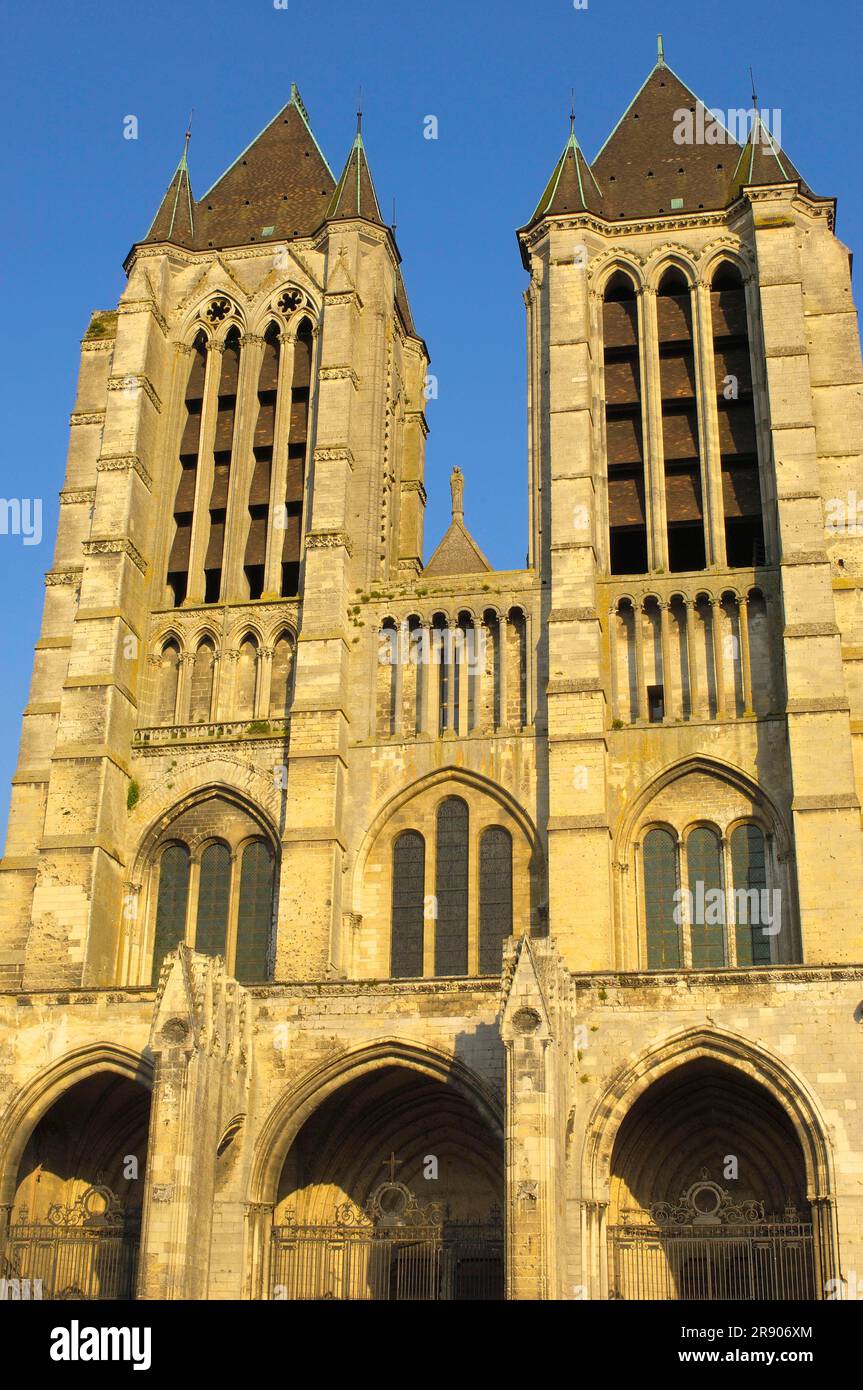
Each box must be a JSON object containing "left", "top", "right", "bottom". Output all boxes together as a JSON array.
[
  {"left": 657, "top": 33, "right": 665, "bottom": 67},
  {"left": 326, "top": 114, "right": 386, "bottom": 226},
  {"left": 144, "top": 121, "right": 195, "bottom": 245},
  {"left": 527, "top": 109, "right": 603, "bottom": 224},
  {"left": 730, "top": 84, "right": 810, "bottom": 197}
]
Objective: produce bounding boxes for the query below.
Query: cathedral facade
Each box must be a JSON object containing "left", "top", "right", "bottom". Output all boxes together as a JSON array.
[{"left": 1, "top": 51, "right": 862, "bottom": 1301}]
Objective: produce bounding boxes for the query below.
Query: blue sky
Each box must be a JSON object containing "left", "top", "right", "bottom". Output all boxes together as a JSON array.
[{"left": 1, "top": 0, "right": 861, "bottom": 839}]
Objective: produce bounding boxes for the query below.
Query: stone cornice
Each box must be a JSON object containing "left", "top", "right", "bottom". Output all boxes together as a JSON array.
[
  {"left": 118, "top": 297, "right": 169, "bottom": 335},
  {"left": 44, "top": 566, "right": 83, "bottom": 586},
  {"left": 82, "top": 537, "right": 148, "bottom": 574},
  {"left": 59, "top": 488, "right": 95, "bottom": 506},
  {"left": 305, "top": 529, "right": 353, "bottom": 556},
  {"left": 97, "top": 454, "right": 153, "bottom": 490},
  {"left": 107, "top": 374, "right": 162, "bottom": 413},
  {"left": 69, "top": 411, "right": 105, "bottom": 427}
]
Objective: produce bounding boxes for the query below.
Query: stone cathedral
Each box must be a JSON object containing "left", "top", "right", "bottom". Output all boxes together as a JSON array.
[{"left": 1, "top": 48, "right": 862, "bottom": 1303}]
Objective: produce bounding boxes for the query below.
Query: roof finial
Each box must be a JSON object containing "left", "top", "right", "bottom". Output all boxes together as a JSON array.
[
  {"left": 183, "top": 109, "right": 193, "bottom": 160},
  {"left": 356, "top": 85, "right": 363, "bottom": 136},
  {"left": 569, "top": 88, "right": 575, "bottom": 136},
  {"left": 657, "top": 33, "right": 665, "bottom": 67},
  {"left": 749, "top": 65, "right": 758, "bottom": 111},
  {"left": 392, "top": 197, "right": 397, "bottom": 236}
]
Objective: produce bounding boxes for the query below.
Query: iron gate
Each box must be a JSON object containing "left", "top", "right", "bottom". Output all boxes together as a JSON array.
[
  {"left": 271, "top": 1176, "right": 503, "bottom": 1301},
  {"left": 608, "top": 1177, "right": 815, "bottom": 1301},
  {"left": 1, "top": 1184, "right": 140, "bottom": 1301}
]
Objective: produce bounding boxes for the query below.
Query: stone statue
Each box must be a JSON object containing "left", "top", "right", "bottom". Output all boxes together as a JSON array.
[{"left": 450, "top": 465, "right": 464, "bottom": 520}]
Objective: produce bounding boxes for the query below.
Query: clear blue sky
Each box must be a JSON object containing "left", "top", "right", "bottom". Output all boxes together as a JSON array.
[{"left": 1, "top": 0, "right": 861, "bottom": 841}]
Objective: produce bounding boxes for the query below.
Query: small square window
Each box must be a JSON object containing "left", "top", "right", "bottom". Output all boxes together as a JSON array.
[
  {"left": 671, "top": 197, "right": 684, "bottom": 209},
  {"left": 647, "top": 684, "right": 665, "bottom": 723},
  {"left": 261, "top": 225, "right": 275, "bottom": 237}
]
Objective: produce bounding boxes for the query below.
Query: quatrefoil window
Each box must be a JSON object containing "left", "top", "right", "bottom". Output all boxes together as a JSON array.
[
  {"left": 207, "top": 297, "right": 232, "bottom": 323},
  {"left": 277, "top": 288, "right": 304, "bottom": 313}
]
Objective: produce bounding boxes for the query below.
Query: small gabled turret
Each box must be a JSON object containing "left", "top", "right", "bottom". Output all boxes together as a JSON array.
[
  {"left": 730, "top": 107, "right": 813, "bottom": 199},
  {"left": 326, "top": 114, "right": 386, "bottom": 225},
  {"left": 144, "top": 129, "right": 195, "bottom": 247},
  {"left": 527, "top": 117, "right": 603, "bottom": 225}
]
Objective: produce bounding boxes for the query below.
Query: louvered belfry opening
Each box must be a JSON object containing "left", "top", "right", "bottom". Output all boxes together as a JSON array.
[
  {"left": 604, "top": 272, "right": 648, "bottom": 575},
  {"left": 205, "top": 328, "right": 240, "bottom": 603},
  {"left": 167, "top": 332, "right": 207, "bottom": 606},
  {"left": 658, "top": 269, "right": 706, "bottom": 573},
  {"left": 245, "top": 322, "right": 279, "bottom": 600},
  {"left": 281, "top": 317, "right": 312, "bottom": 597},
  {"left": 712, "top": 263, "right": 765, "bottom": 567}
]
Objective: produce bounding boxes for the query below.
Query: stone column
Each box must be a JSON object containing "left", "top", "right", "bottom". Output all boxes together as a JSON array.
[
  {"left": 710, "top": 599, "right": 726, "bottom": 719},
  {"left": 738, "top": 596, "right": 753, "bottom": 715},
  {"left": 684, "top": 599, "right": 700, "bottom": 718},
  {"left": 659, "top": 601, "right": 674, "bottom": 720},
  {"left": 608, "top": 607, "right": 619, "bottom": 723},
  {"left": 633, "top": 602, "right": 648, "bottom": 722}
]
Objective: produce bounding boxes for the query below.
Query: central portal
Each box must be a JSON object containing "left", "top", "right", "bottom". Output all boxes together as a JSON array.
[{"left": 270, "top": 1064, "right": 503, "bottom": 1300}]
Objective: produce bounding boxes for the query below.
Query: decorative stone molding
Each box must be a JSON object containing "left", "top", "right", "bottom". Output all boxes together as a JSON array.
[
  {"left": 305, "top": 529, "right": 353, "bottom": 556},
  {"left": 97, "top": 454, "right": 153, "bottom": 489},
  {"left": 80, "top": 337, "right": 114, "bottom": 354},
  {"left": 107, "top": 374, "right": 163, "bottom": 413},
  {"left": 59, "top": 488, "right": 96, "bottom": 506},
  {"left": 318, "top": 366, "right": 359, "bottom": 387},
  {"left": 83, "top": 537, "right": 148, "bottom": 574},
  {"left": 119, "top": 297, "right": 169, "bottom": 335},
  {"left": 44, "top": 567, "right": 83, "bottom": 587},
  {"left": 69, "top": 411, "right": 105, "bottom": 427},
  {"left": 312, "top": 446, "right": 355, "bottom": 468}
]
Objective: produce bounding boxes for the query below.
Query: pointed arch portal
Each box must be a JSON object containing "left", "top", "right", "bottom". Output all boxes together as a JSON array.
[
  {"left": 258, "top": 1056, "right": 504, "bottom": 1301},
  {"left": 597, "top": 1047, "right": 835, "bottom": 1301}
]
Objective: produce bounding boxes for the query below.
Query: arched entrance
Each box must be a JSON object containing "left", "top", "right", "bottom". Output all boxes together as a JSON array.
[
  {"left": 1, "top": 1073, "right": 151, "bottom": 1300},
  {"left": 607, "top": 1059, "right": 815, "bottom": 1300},
  {"left": 266, "top": 1063, "right": 504, "bottom": 1301}
]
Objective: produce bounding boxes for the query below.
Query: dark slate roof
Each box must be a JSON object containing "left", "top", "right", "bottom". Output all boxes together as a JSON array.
[
  {"left": 528, "top": 127, "right": 603, "bottom": 223},
  {"left": 146, "top": 140, "right": 195, "bottom": 246},
  {"left": 142, "top": 86, "right": 336, "bottom": 251},
  {"left": 591, "top": 62, "right": 743, "bottom": 219},
  {"left": 730, "top": 111, "right": 813, "bottom": 198},
  {"left": 326, "top": 126, "right": 385, "bottom": 225}
]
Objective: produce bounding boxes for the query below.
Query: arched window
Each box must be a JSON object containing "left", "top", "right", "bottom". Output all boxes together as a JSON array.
[
  {"left": 159, "top": 641, "right": 181, "bottom": 725},
  {"left": 188, "top": 638, "right": 215, "bottom": 723},
  {"left": 686, "top": 826, "right": 725, "bottom": 967},
  {"left": 391, "top": 831, "right": 425, "bottom": 978},
  {"left": 269, "top": 631, "right": 295, "bottom": 718},
  {"left": 235, "top": 839, "right": 275, "bottom": 982},
  {"left": 195, "top": 842, "right": 231, "bottom": 959},
  {"left": 151, "top": 843, "right": 190, "bottom": 985},
  {"left": 657, "top": 267, "right": 706, "bottom": 573},
  {"left": 604, "top": 271, "right": 647, "bottom": 575},
  {"left": 730, "top": 823, "right": 771, "bottom": 964},
  {"left": 245, "top": 322, "right": 279, "bottom": 600},
  {"left": 435, "top": 797, "right": 469, "bottom": 975},
  {"left": 236, "top": 634, "right": 258, "bottom": 718},
  {"left": 479, "top": 826, "right": 512, "bottom": 975},
  {"left": 167, "top": 331, "right": 207, "bottom": 607},
  {"left": 281, "top": 317, "right": 313, "bottom": 597},
  {"left": 643, "top": 828, "right": 680, "bottom": 968},
  {"left": 205, "top": 327, "right": 241, "bottom": 603},
  {"left": 711, "top": 262, "right": 764, "bottom": 566}
]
